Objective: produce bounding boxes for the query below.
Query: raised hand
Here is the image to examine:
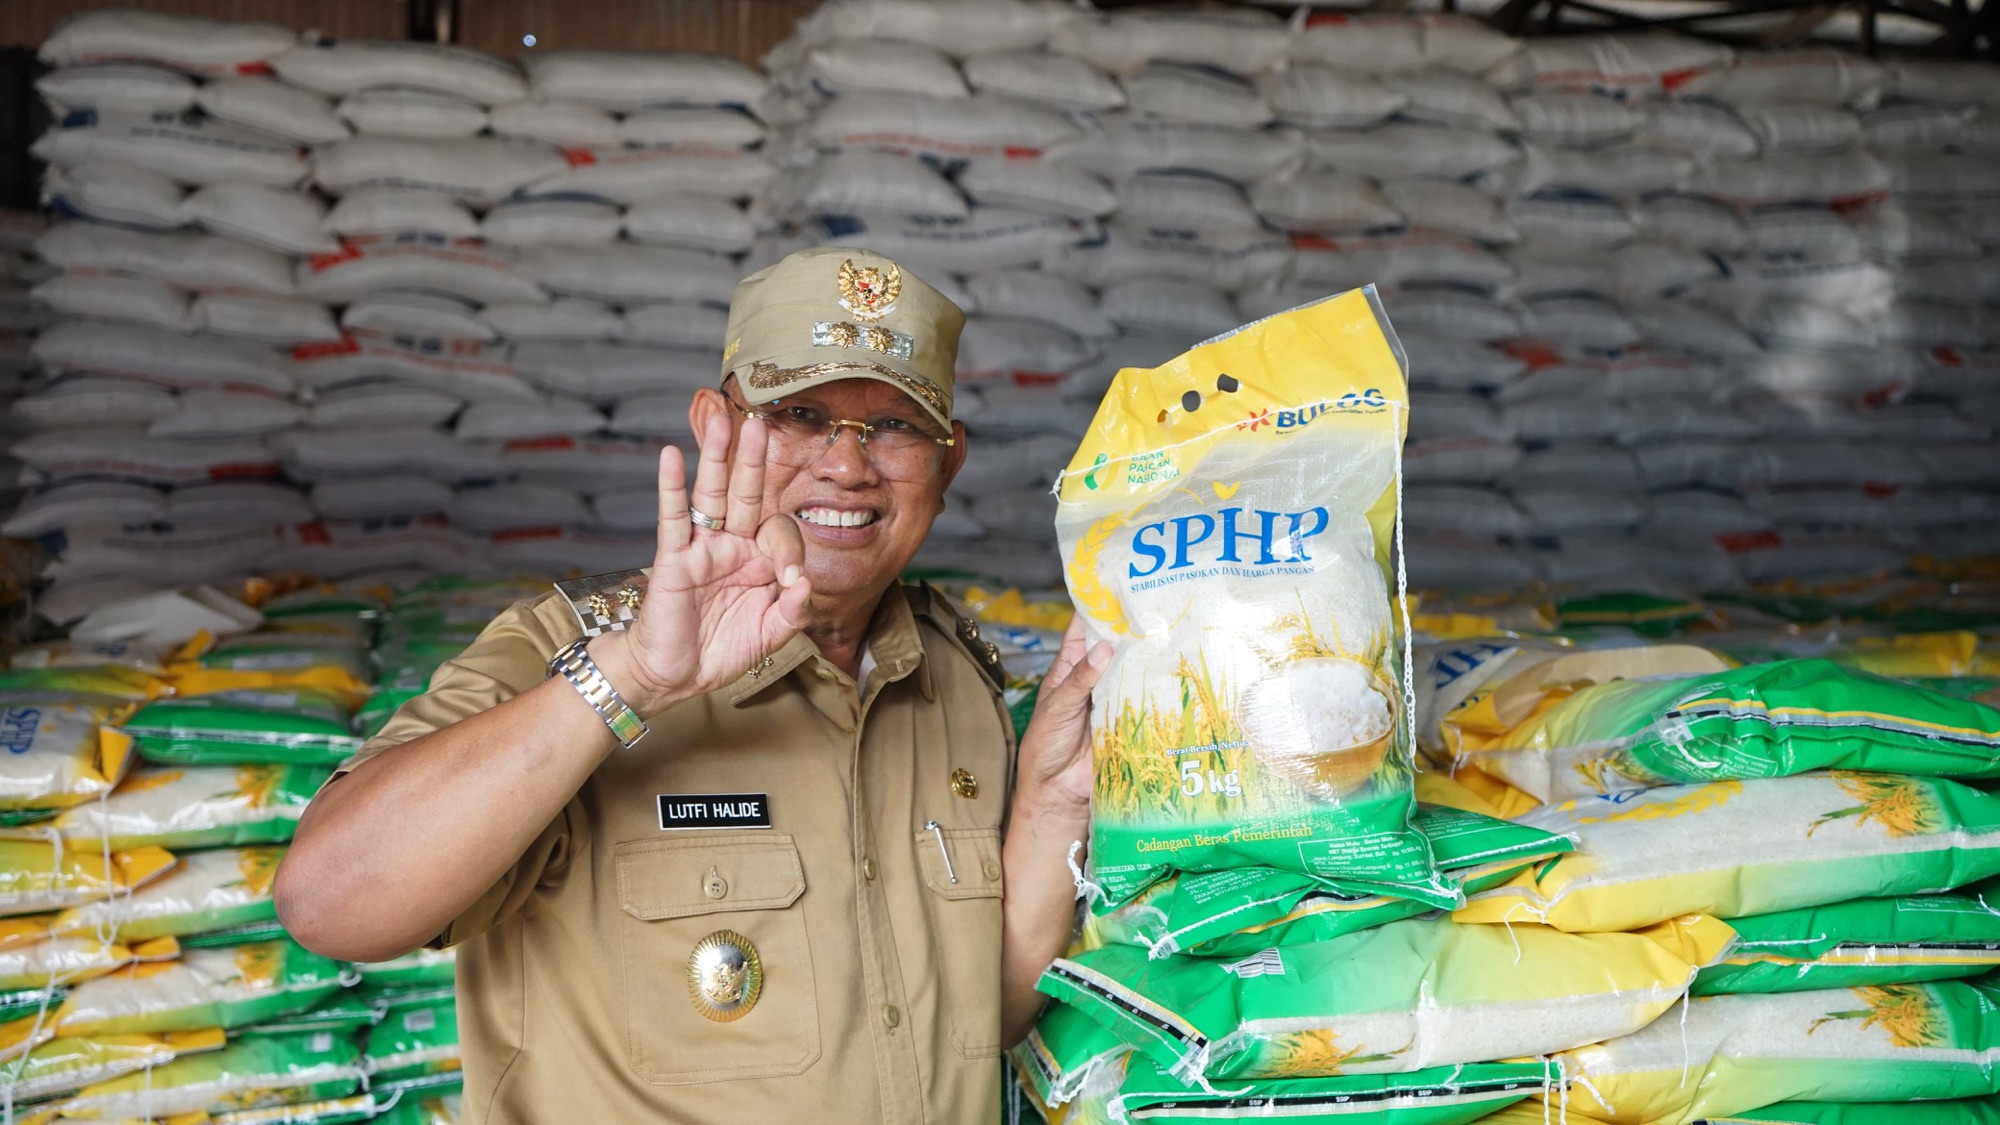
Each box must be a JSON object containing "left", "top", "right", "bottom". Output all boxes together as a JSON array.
[
  {"left": 1015, "top": 616, "right": 1111, "bottom": 814},
  {"left": 592, "top": 412, "right": 812, "bottom": 716}
]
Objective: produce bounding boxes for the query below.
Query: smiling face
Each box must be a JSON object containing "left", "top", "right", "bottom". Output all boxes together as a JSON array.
[{"left": 691, "top": 377, "right": 968, "bottom": 614}]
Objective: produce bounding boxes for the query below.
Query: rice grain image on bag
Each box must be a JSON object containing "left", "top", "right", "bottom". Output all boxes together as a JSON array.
[{"left": 1055, "top": 286, "right": 1449, "bottom": 910}]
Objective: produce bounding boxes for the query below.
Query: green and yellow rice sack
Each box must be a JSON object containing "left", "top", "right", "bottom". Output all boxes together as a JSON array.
[
  {"left": 1, "top": 1027, "right": 226, "bottom": 1107},
  {"left": 350, "top": 948, "right": 456, "bottom": 991},
  {"left": 1010, "top": 1000, "right": 1128, "bottom": 1108},
  {"left": 363, "top": 998, "right": 459, "bottom": 1083},
  {"left": 44, "top": 1029, "right": 362, "bottom": 1120},
  {"left": 1550, "top": 978, "right": 2000, "bottom": 1125},
  {"left": 0, "top": 918, "right": 177, "bottom": 991},
  {"left": 1444, "top": 657, "right": 2000, "bottom": 803},
  {"left": 38, "top": 765, "right": 327, "bottom": 850},
  {"left": 119, "top": 690, "right": 361, "bottom": 768},
  {"left": 0, "top": 698, "right": 139, "bottom": 813},
  {"left": 1109, "top": 1055, "right": 1552, "bottom": 1125},
  {"left": 1460, "top": 772, "right": 2000, "bottom": 932},
  {"left": 1694, "top": 894, "right": 2000, "bottom": 996},
  {"left": 52, "top": 939, "right": 346, "bottom": 1037},
  {"left": 1057, "top": 288, "right": 1447, "bottom": 909},
  {"left": 1698, "top": 1093, "right": 2000, "bottom": 1124},
  {"left": 0, "top": 843, "right": 177, "bottom": 917},
  {"left": 52, "top": 846, "right": 283, "bottom": 942},
  {"left": 1039, "top": 913, "right": 1732, "bottom": 1080}
]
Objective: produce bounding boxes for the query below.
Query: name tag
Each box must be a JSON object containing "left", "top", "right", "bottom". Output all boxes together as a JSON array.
[{"left": 658, "top": 793, "right": 773, "bottom": 830}]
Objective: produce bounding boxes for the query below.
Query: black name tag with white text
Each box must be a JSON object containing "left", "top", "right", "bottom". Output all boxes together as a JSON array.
[{"left": 658, "top": 793, "right": 772, "bottom": 830}]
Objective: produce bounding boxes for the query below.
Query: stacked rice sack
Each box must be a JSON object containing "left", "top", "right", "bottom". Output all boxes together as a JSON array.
[
  {"left": 16, "top": 8, "right": 784, "bottom": 624},
  {"left": 0, "top": 579, "right": 472, "bottom": 1124}
]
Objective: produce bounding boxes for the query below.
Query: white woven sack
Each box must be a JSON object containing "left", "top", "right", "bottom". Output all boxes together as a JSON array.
[
  {"left": 946, "top": 433, "right": 1075, "bottom": 497},
  {"left": 270, "top": 517, "right": 480, "bottom": 578},
  {"left": 1644, "top": 490, "right": 1771, "bottom": 538},
  {"left": 455, "top": 397, "right": 606, "bottom": 442},
  {"left": 13, "top": 427, "right": 279, "bottom": 485},
  {"left": 1304, "top": 123, "right": 1517, "bottom": 181},
  {"left": 1519, "top": 294, "right": 1641, "bottom": 348},
  {"left": 798, "top": 0, "right": 1073, "bottom": 57},
  {"left": 1746, "top": 205, "right": 1861, "bottom": 256},
  {"left": 1404, "top": 534, "right": 1540, "bottom": 590},
  {"left": 1746, "top": 298, "right": 1876, "bottom": 351},
  {"left": 1383, "top": 287, "right": 1523, "bottom": 341},
  {"left": 1513, "top": 144, "right": 1693, "bottom": 199},
  {"left": 1614, "top": 242, "right": 1721, "bottom": 302},
  {"left": 148, "top": 389, "right": 304, "bottom": 439},
  {"left": 1293, "top": 232, "right": 1514, "bottom": 292},
  {"left": 31, "top": 274, "right": 189, "bottom": 332},
  {"left": 38, "top": 10, "right": 296, "bottom": 76},
  {"left": 40, "top": 162, "right": 186, "bottom": 230},
  {"left": 1511, "top": 192, "right": 1637, "bottom": 250},
  {"left": 588, "top": 487, "right": 663, "bottom": 532},
  {"left": 623, "top": 196, "right": 758, "bottom": 253},
  {"left": 1387, "top": 69, "right": 1520, "bottom": 131},
  {"left": 1250, "top": 172, "right": 1401, "bottom": 233},
  {"left": 33, "top": 110, "right": 307, "bottom": 188},
  {"left": 1421, "top": 15, "right": 1522, "bottom": 73},
  {"left": 312, "top": 476, "right": 454, "bottom": 519},
  {"left": 792, "top": 152, "right": 968, "bottom": 219},
  {"left": 182, "top": 183, "right": 336, "bottom": 255},
  {"left": 618, "top": 109, "right": 766, "bottom": 150},
  {"left": 1505, "top": 398, "right": 1631, "bottom": 444},
  {"left": 289, "top": 336, "right": 538, "bottom": 403},
  {"left": 13, "top": 377, "right": 177, "bottom": 428},
  {"left": 34, "top": 320, "right": 295, "bottom": 394},
  {"left": 522, "top": 244, "right": 737, "bottom": 306},
  {"left": 1860, "top": 102, "right": 1972, "bottom": 154},
  {"left": 1637, "top": 98, "right": 1759, "bottom": 158},
  {"left": 620, "top": 303, "right": 728, "bottom": 349},
  {"left": 1290, "top": 14, "right": 1427, "bottom": 74},
  {"left": 955, "top": 317, "right": 1098, "bottom": 379},
  {"left": 1510, "top": 92, "right": 1645, "bottom": 144},
  {"left": 311, "top": 137, "right": 567, "bottom": 206},
  {"left": 608, "top": 390, "right": 698, "bottom": 438},
  {"left": 1381, "top": 180, "right": 1517, "bottom": 244},
  {"left": 1735, "top": 347, "right": 1903, "bottom": 399},
  {"left": 1044, "top": 225, "right": 1288, "bottom": 291},
  {"left": 1048, "top": 9, "right": 1288, "bottom": 75},
  {"left": 1049, "top": 117, "right": 1299, "bottom": 183},
  {"left": 270, "top": 40, "right": 525, "bottom": 104},
  {"left": 2, "top": 481, "right": 168, "bottom": 536},
  {"left": 1733, "top": 390, "right": 1872, "bottom": 438},
  {"left": 1712, "top": 252, "right": 1895, "bottom": 318},
  {"left": 513, "top": 342, "right": 714, "bottom": 404},
  {"left": 1121, "top": 63, "right": 1273, "bottom": 127},
  {"left": 1695, "top": 149, "right": 1889, "bottom": 207},
  {"left": 1633, "top": 193, "right": 1749, "bottom": 252},
  {"left": 818, "top": 208, "right": 1083, "bottom": 275},
  {"left": 501, "top": 434, "right": 664, "bottom": 488},
  {"left": 483, "top": 298, "right": 623, "bottom": 342},
  {"left": 1872, "top": 300, "right": 1981, "bottom": 346},
  {"left": 1516, "top": 486, "right": 1646, "bottom": 532},
  {"left": 1116, "top": 172, "right": 1258, "bottom": 230},
  {"left": 1890, "top": 60, "right": 2000, "bottom": 105},
  {"left": 277, "top": 427, "right": 502, "bottom": 482},
  {"left": 531, "top": 147, "right": 775, "bottom": 203},
  {"left": 1488, "top": 32, "right": 1732, "bottom": 96},
  {"left": 306, "top": 384, "right": 463, "bottom": 430},
  {"left": 322, "top": 187, "right": 480, "bottom": 239},
  {"left": 195, "top": 78, "right": 348, "bottom": 145},
  {"left": 810, "top": 93, "right": 1080, "bottom": 161},
  {"left": 44, "top": 520, "right": 284, "bottom": 583},
  {"left": 1896, "top": 258, "right": 2000, "bottom": 304},
  {"left": 1886, "top": 154, "right": 2000, "bottom": 205},
  {"left": 191, "top": 293, "right": 342, "bottom": 345},
  {"left": 1617, "top": 395, "right": 1758, "bottom": 443},
  {"left": 1097, "top": 279, "right": 1238, "bottom": 337},
  {"left": 1738, "top": 105, "right": 1861, "bottom": 151},
  {"left": 953, "top": 381, "right": 1094, "bottom": 437},
  {"left": 966, "top": 489, "right": 1056, "bottom": 539},
  {"left": 37, "top": 65, "right": 197, "bottom": 114},
  {"left": 1404, "top": 486, "right": 1530, "bottom": 538},
  {"left": 489, "top": 100, "right": 619, "bottom": 147},
  {"left": 1504, "top": 251, "right": 1613, "bottom": 298},
  {"left": 298, "top": 236, "right": 545, "bottom": 306},
  {"left": 524, "top": 50, "right": 767, "bottom": 111},
  {"left": 1684, "top": 48, "right": 1884, "bottom": 107},
  {"left": 1258, "top": 67, "right": 1406, "bottom": 130},
  {"left": 342, "top": 292, "right": 493, "bottom": 341},
  {"left": 962, "top": 52, "right": 1124, "bottom": 111},
  {"left": 964, "top": 270, "right": 1114, "bottom": 338},
  {"left": 1403, "top": 437, "right": 1521, "bottom": 485},
  {"left": 1919, "top": 442, "right": 2000, "bottom": 487},
  {"left": 956, "top": 158, "right": 1115, "bottom": 220},
  {"left": 1506, "top": 443, "right": 1645, "bottom": 493},
  {"left": 808, "top": 39, "right": 967, "bottom": 99},
  {"left": 337, "top": 89, "right": 488, "bottom": 139},
  {"left": 1409, "top": 391, "right": 1513, "bottom": 442},
  {"left": 450, "top": 482, "right": 592, "bottom": 531},
  {"left": 480, "top": 198, "right": 622, "bottom": 247}
]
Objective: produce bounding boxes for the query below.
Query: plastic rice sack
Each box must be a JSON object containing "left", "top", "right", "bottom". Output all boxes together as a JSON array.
[
  {"left": 9, "top": 642, "right": 167, "bottom": 675},
  {"left": 53, "top": 845, "right": 283, "bottom": 942},
  {"left": 351, "top": 948, "right": 455, "bottom": 990},
  {"left": 53, "top": 939, "right": 347, "bottom": 1036},
  {"left": 1690, "top": 1095, "right": 2000, "bottom": 1124},
  {"left": 0, "top": 843, "right": 176, "bottom": 917},
  {"left": 1039, "top": 913, "right": 1733, "bottom": 1080},
  {"left": 1055, "top": 287, "right": 1445, "bottom": 909},
  {"left": 1011, "top": 1001, "right": 1128, "bottom": 1109},
  {"left": 1460, "top": 773, "right": 2000, "bottom": 933},
  {"left": 43, "top": 765, "right": 327, "bottom": 850},
  {"left": 1086, "top": 803, "right": 1570, "bottom": 958},
  {"left": 47, "top": 1029, "right": 363, "bottom": 1120},
  {"left": 170, "top": 636, "right": 372, "bottom": 706},
  {"left": 119, "top": 691, "right": 362, "bottom": 768},
  {"left": 206, "top": 1092, "right": 379, "bottom": 1125},
  {"left": 1552, "top": 979, "right": 2000, "bottom": 1125},
  {"left": 3, "top": 1027, "right": 226, "bottom": 1106},
  {"left": 363, "top": 998, "right": 458, "bottom": 1082},
  {"left": 1693, "top": 894, "right": 2000, "bottom": 996},
  {"left": 1445, "top": 658, "right": 2000, "bottom": 803},
  {"left": 1107, "top": 1056, "right": 1550, "bottom": 1125},
  {"left": 0, "top": 700, "right": 137, "bottom": 813},
  {"left": 0, "top": 919, "right": 176, "bottom": 990},
  {"left": 238, "top": 991, "right": 380, "bottom": 1037},
  {"left": 371, "top": 1094, "right": 462, "bottom": 1125}
]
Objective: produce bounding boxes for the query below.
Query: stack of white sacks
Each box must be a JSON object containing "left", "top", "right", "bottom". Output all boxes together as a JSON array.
[
  {"left": 15, "top": 9, "right": 777, "bottom": 623},
  {"left": 16, "top": 5, "right": 2000, "bottom": 610},
  {"left": 760, "top": 1, "right": 2000, "bottom": 593}
]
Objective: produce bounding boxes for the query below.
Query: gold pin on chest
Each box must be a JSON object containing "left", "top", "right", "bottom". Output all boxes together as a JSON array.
[
  {"left": 950, "top": 768, "right": 978, "bottom": 799},
  {"left": 688, "top": 930, "right": 762, "bottom": 1022}
]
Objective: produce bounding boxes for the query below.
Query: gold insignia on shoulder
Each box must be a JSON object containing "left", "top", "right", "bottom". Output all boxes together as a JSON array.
[
  {"left": 556, "top": 569, "right": 651, "bottom": 637},
  {"left": 689, "top": 930, "right": 763, "bottom": 1022},
  {"left": 951, "top": 768, "right": 979, "bottom": 799},
  {"left": 837, "top": 258, "right": 901, "bottom": 323}
]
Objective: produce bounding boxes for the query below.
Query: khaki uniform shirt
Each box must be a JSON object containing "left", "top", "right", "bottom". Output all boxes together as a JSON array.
[{"left": 339, "top": 583, "right": 1017, "bottom": 1124}]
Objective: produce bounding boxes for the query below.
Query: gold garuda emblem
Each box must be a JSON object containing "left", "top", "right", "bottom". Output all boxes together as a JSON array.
[
  {"left": 688, "top": 929, "right": 763, "bottom": 1022},
  {"left": 837, "top": 258, "right": 901, "bottom": 322}
]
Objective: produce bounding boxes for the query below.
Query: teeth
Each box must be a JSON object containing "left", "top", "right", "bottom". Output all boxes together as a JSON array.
[{"left": 800, "top": 507, "right": 876, "bottom": 528}]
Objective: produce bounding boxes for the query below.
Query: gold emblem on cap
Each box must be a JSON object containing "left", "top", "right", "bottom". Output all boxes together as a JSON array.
[
  {"left": 951, "top": 768, "right": 978, "bottom": 799},
  {"left": 688, "top": 930, "right": 763, "bottom": 1022},
  {"left": 837, "top": 259, "right": 901, "bottom": 323}
]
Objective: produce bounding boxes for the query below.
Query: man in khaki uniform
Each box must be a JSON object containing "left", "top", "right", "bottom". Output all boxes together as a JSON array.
[{"left": 276, "top": 248, "right": 1106, "bottom": 1124}]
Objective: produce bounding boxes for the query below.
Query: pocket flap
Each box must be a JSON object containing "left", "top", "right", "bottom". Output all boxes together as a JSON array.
[
  {"left": 615, "top": 833, "right": 805, "bottom": 920},
  {"left": 913, "top": 826, "right": 1003, "bottom": 901}
]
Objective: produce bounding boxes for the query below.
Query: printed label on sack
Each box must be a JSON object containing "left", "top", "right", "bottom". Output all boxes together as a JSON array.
[{"left": 658, "top": 794, "right": 772, "bottom": 830}]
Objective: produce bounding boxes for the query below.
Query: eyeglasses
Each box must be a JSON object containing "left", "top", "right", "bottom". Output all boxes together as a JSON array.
[{"left": 727, "top": 393, "right": 953, "bottom": 482}]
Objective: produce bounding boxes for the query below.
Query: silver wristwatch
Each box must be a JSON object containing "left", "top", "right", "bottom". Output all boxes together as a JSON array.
[{"left": 548, "top": 638, "right": 649, "bottom": 749}]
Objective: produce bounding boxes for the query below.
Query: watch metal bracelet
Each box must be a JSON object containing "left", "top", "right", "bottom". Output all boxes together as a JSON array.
[{"left": 549, "top": 638, "right": 649, "bottom": 749}]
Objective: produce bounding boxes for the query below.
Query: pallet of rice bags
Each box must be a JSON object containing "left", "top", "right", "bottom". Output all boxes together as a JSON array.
[
  {"left": 1458, "top": 772, "right": 2000, "bottom": 932},
  {"left": 42, "top": 1028, "right": 362, "bottom": 1120},
  {"left": 51, "top": 845, "right": 284, "bottom": 942},
  {"left": 1549, "top": 979, "right": 2000, "bottom": 1125},
  {"left": 1692, "top": 894, "right": 2000, "bottom": 996},
  {"left": 1441, "top": 655, "right": 2000, "bottom": 803},
  {"left": 51, "top": 939, "right": 345, "bottom": 1037},
  {"left": 1039, "top": 913, "right": 1733, "bottom": 1080}
]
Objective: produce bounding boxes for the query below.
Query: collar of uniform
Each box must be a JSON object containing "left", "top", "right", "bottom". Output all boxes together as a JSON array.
[{"left": 723, "top": 584, "right": 932, "bottom": 705}]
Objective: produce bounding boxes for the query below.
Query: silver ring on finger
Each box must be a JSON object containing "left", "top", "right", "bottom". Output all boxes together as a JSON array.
[{"left": 690, "top": 509, "right": 725, "bottom": 533}]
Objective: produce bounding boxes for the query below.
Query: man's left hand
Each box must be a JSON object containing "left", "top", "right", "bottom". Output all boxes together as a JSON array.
[{"left": 1014, "top": 616, "right": 1110, "bottom": 817}]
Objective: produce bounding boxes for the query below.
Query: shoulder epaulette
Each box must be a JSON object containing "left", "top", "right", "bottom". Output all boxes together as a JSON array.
[
  {"left": 554, "top": 569, "right": 652, "bottom": 637},
  {"left": 904, "top": 582, "right": 1006, "bottom": 692}
]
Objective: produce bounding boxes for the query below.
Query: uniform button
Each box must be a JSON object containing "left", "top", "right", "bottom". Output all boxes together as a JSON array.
[
  {"left": 883, "top": 1005, "right": 901, "bottom": 1029},
  {"left": 816, "top": 667, "right": 835, "bottom": 680},
  {"left": 982, "top": 859, "right": 1000, "bottom": 881},
  {"left": 703, "top": 871, "right": 728, "bottom": 900},
  {"left": 861, "top": 857, "right": 877, "bottom": 880}
]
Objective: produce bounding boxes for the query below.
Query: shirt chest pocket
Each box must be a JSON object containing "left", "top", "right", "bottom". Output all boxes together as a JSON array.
[
  {"left": 912, "top": 825, "right": 1005, "bottom": 1059},
  {"left": 612, "top": 834, "right": 820, "bottom": 1086}
]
